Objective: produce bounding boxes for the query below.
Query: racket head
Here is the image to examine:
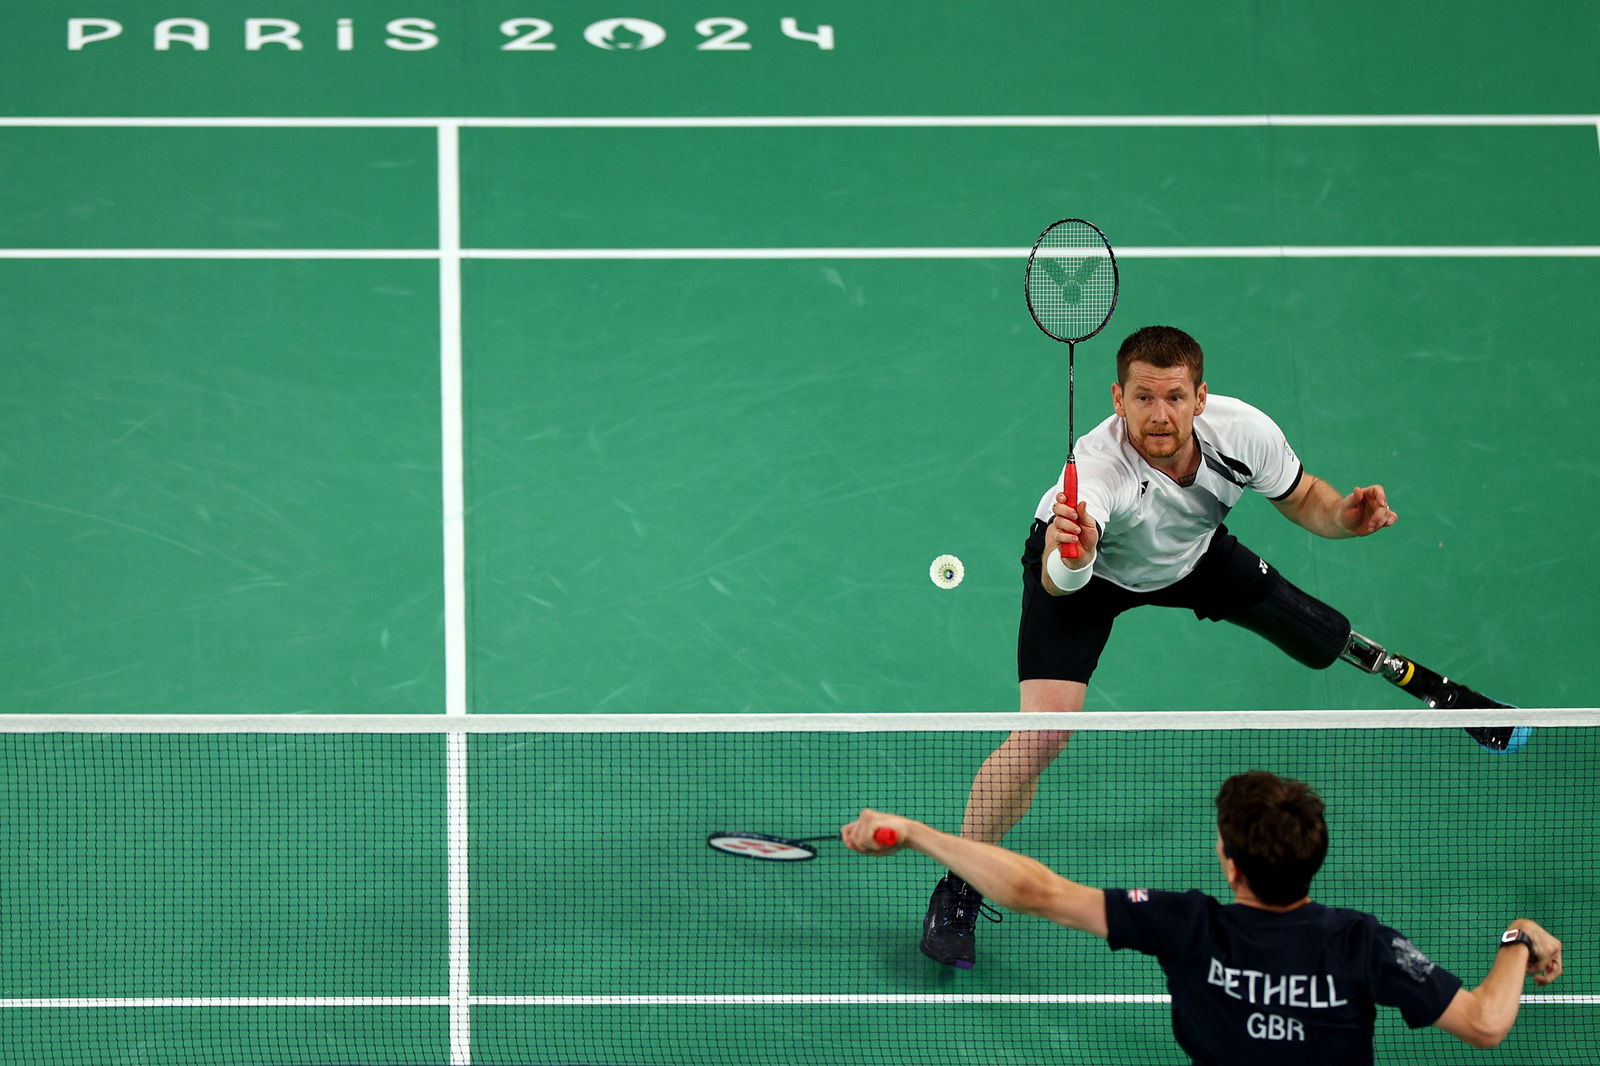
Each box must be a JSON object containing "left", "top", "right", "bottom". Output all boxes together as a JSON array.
[
  {"left": 1024, "top": 218, "right": 1119, "bottom": 344},
  {"left": 706, "top": 831, "right": 819, "bottom": 862}
]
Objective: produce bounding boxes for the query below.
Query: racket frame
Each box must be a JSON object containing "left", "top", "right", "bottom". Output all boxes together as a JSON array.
[
  {"left": 706, "top": 830, "right": 829, "bottom": 861},
  {"left": 1024, "top": 218, "right": 1120, "bottom": 561},
  {"left": 706, "top": 826, "right": 897, "bottom": 861}
]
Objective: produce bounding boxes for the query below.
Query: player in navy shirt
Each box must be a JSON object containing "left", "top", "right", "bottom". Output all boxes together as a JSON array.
[{"left": 846, "top": 770, "right": 1562, "bottom": 1064}]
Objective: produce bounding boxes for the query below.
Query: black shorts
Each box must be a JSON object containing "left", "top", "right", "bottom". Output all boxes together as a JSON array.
[{"left": 1017, "top": 520, "right": 1284, "bottom": 684}]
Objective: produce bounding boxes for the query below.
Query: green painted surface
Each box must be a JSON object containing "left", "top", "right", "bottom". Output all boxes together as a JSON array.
[
  {"left": 0, "top": 2, "right": 1594, "bottom": 117},
  {"left": 0, "top": 128, "right": 436, "bottom": 248},
  {"left": 0, "top": 734, "right": 448, "bottom": 997},
  {"left": 0, "top": 1007, "right": 447, "bottom": 1066},
  {"left": 464, "top": 256, "right": 1600, "bottom": 714},
  {"left": 462, "top": 126, "right": 1600, "bottom": 248},
  {"left": 0, "top": 0, "right": 1596, "bottom": 1060},
  {"left": 0, "top": 260, "right": 445, "bottom": 714}
]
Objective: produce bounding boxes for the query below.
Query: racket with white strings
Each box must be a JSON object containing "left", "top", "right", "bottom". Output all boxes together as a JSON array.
[
  {"left": 1024, "top": 219, "right": 1119, "bottom": 558},
  {"left": 708, "top": 827, "right": 898, "bottom": 862}
]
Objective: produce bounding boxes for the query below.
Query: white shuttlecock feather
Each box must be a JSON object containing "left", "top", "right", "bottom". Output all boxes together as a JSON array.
[{"left": 929, "top": 554, "right": 965, "bottom": 590}]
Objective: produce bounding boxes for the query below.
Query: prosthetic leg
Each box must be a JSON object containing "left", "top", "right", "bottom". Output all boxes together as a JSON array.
[{"left": 1227, "top": 578, "right": 1530, "bottom": 753}]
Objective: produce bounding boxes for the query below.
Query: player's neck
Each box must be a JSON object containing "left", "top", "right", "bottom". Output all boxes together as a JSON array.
[{"left": 1233, "top": 890, "right": 1312, "bottom": 913}]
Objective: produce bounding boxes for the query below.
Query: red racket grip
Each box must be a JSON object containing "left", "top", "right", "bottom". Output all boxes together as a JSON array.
[
  {"left": 873, "top": 827, "right": 899, "bottom": 847},
  {"left": 1060, "top": 461, "right": 1080, "bottom": 560}
]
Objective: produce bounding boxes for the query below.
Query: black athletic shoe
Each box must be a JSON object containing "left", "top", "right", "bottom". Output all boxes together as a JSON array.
[
  {"left": 920, "top": 873, "right": 1001, "bottom": 969},
  {"left": 1444, "top": 686, "right": 1531, "bottom": 754},
  {"left": 1398, "top": 661, "right": 1530, "bottom": 754}
]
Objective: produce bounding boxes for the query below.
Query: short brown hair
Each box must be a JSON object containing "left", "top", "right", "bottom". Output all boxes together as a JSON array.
[
  {"left": 1215, "top": 770, "right": 1328, "bottom": 905},
  {"left": 1116, "top": 325, "right": 1204, "bottom": 387}
]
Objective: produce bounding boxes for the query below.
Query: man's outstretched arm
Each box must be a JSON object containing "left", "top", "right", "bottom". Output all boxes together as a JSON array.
[
  {"left": 1433, "top": 919, "right": 1563, "bottom": 1049},
  {"left": 1271, "top": 473, "right": 1397, "bottom": 539},
  {"left": 841, "top": 808, "right": 1108, "bottom": 938}
]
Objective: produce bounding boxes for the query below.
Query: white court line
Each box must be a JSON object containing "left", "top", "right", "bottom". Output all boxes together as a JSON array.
[
  {"left": 476, "top": 994, "right": 1173, "bottom": 1005},
  {"left": 1, "top": 247, "right": 1598, "bottom": 260},
  {"left": 460, "top": 246, "right": 1600, "bottom": 259},
  {"left": 446, "top": 732, "right": 471, "bottom": 1065},
  {"left": 437, "top": 122, "right": 468, "bottom": 721},
  {"left": 0, "top": 115, "right": 1597, "bottom": 128},
  {"left": 466, "top": 115, "right": 1600, "bottom": 128},
  {"left": 0, "top": 249, "right": 436, "bottom": 258},
  {"left": 472, "top": 993, "right": 1600, "bottom": 1006},
  {"left": 1, "top": 993, "right": 1591, "bottom": 1007},
  {"left": 0, "top": 997, "right": 449, "bottom": 1008},
  {"left": 1, "top": 709, "right": 1595, "bottom": 732},
  {"left": 436, "top": 120, "right": 472, "bottom": 1066}
]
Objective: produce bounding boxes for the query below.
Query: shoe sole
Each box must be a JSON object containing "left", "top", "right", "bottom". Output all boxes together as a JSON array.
[
  {"left": 919, "top": 941, "right": 973, "bottom": 969},
  {"left": 1487, "top": 724, "right": 1532, "bottom": 755}
]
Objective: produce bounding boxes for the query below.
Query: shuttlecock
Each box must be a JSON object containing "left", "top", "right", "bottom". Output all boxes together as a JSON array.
[{"left": 929, "top": 555, "right": 964, "bottom": 590}]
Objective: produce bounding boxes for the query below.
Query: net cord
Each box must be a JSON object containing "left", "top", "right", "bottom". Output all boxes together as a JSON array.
[{"left": 0, "top": 709, "right": 1593, "bottom": 733}]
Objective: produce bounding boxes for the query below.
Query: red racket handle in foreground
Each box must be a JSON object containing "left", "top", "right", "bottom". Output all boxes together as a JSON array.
[
  {"left": 1060, "top": 460, "right": 1080, "bottom": 560},
  {"left": 873, "top": 827, "right": 899, "bottom": 847}
]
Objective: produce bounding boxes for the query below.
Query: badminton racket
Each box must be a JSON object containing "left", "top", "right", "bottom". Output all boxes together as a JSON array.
[
  {"left": 707, "top": 827, "right": 898, "bottom": 862},
  {"left": 1024, "top": 219, "right": 1119, "bottom": 559}
]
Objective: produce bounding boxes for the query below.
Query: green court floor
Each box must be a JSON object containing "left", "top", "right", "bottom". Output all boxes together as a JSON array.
[{"left": 2, "top": 0, "right": 1597, "bottom": 1062}]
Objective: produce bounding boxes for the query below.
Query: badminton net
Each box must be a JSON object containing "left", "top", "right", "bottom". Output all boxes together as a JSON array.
[{"left": 0, "top": 708, "right": 1593, "bottom": 1065}]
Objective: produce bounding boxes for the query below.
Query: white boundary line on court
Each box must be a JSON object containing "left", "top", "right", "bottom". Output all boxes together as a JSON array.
[
  {"left": 0, "top": 709, "right": 1593, "bottom": 732},
  {"left": 2, "top": 246, "right": 1598, "bottom": 259},
  {"left": 435, "top": 119, "right": 474, "bottom": 1066},
  {"left": 466, "top": 993, "right": 1600, "bottom": 1006},
  {"left": 1, "top": 115, "right": 1598, "bottom": 127},
  {"left": 0, "top": 249, "right": 436, "bottom": 258},
  {"left": 464, "top": 246, "right": 1600, "bottom": 259},
  {"left": 445, "top": 731, "right": 471, "bottom": 1064},
  {"left": 1, "top": 993, "right": 1592, "bottom": 1007},
  {"left": 437, "top": 121, "right": 468, "bottom": 722}
]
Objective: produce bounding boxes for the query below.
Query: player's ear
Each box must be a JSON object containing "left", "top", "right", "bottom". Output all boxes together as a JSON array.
[
  {"left": 1111, "top": 382, "right": 1125, "bottom": 417},
  {"left": 1194, "top": 381, "right": 1208, "bottom": 413}
]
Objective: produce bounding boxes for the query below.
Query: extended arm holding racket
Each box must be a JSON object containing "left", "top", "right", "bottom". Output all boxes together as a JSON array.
[{"left": 841, "top": 808, "right": 1109, "bottom": 937}]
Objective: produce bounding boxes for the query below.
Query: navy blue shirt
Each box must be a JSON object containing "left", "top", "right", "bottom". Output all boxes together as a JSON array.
[{"left": 1104, "top": 888, "right": 1462, "bottom": 1066}]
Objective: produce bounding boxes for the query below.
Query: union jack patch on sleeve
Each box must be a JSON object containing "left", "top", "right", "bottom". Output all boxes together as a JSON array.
[{"left": 1127, "top": 889, "right": 1149, "bottom": 903}]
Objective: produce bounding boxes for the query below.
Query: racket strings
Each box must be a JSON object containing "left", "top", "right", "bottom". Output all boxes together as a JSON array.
[{"left": 1026, "top": 220, "right": 1118, "bottom": 343}]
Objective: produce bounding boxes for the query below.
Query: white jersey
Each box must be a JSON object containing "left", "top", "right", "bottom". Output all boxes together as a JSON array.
[{"left": 1033, "top": 394, "right": 1303, "bottom": 592}]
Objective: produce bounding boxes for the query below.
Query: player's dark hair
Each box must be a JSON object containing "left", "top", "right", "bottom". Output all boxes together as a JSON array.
[
  {"left": 1116, "top": 325, "right": 1204, "bottom": 386},
  {"left": 1215, "top": 770, "right": 1328, "bottom": 906}
]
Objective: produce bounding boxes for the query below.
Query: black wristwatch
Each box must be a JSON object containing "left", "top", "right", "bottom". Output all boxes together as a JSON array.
[{"left": 1499, "top": 929, "right": 1536, "bottom": 957}]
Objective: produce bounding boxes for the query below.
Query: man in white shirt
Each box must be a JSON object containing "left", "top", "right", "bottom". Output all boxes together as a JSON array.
[{"left": 920, "top": 325, "right": 1527, "bottom": 970}]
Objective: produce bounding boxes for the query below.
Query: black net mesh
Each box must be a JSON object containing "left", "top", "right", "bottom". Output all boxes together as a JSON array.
[{"left": 0, "top": 712, "right": 1592, "bottom": 1065}]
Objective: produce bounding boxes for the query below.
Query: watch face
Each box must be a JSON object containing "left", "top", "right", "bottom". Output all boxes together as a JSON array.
[{"left": 1502, "top": 930, "right": 1523, "bottom": 944}]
